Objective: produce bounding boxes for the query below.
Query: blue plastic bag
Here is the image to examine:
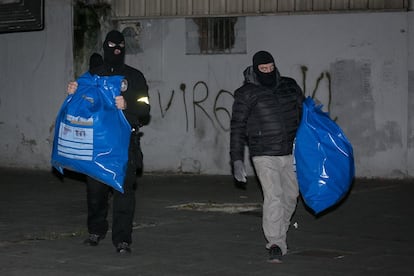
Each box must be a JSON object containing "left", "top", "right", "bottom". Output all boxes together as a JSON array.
[
  {"left": 294, "top": 97, "right": 354, "bottom": 214},
  {"left": 51, "top": 73, "right": 131, "bottom": 193}
]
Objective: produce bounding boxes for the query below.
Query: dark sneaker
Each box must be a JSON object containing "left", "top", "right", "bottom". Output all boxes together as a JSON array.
[
  {"left": 83, "top": 234, "right": 104, "bottom": 246},
  {"left": 268, "top": 244, "right": 283, "bottom": 263},
  {"left": 116, "top": 242, "right": 131, "bottom": 254}
]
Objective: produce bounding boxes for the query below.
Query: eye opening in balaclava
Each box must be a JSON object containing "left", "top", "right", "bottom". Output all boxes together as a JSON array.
[
  {"left": 103, "top": 30, "right": 125, "bottom": 67},
  {"left": 253, "top": 50, "right": 277, "bottom": 87}
]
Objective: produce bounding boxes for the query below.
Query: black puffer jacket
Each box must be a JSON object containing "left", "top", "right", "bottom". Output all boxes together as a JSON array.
[{"left": 230, "top": 66, "right": 304, "bottom": 162}]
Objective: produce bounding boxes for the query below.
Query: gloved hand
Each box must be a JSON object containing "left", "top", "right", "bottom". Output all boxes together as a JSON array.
[{"left": 233, "top": 160, "right": 247, "bottom": 183}]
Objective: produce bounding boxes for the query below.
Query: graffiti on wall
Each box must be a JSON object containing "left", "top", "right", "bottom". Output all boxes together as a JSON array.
[
  {"left": 300, "top": 65, "right": 335, "bottom": 119},
  {"left": 155, "top": 65, "right": 336, "bottom": 133},
  {"left": 156, "top": 81, "right": 233, "bottom": 132}
]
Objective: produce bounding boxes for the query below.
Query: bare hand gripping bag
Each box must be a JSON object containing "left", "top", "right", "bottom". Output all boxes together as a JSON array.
[
  {"left": 294, "top": 96, "right": 354, "bottom": 214},
  {"left": 51, "top": 72, "right": 131, "bottom": 193}
]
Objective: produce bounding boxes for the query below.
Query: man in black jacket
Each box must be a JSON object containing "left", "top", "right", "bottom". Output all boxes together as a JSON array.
[
  {"left": 67, "top": 30, "right": 150, "bottom": 254},
  {"left": 230, "top": 50, "right": 304, "bottom": 263}
]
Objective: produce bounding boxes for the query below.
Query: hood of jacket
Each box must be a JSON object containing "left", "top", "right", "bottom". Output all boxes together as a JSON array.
[{"left": 242, "top": 65, "right": 281, "bottom": 89}]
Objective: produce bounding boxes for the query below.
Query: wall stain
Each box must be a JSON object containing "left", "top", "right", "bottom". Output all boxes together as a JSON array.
[
  {"left": 20, "top": 133, "right": 37, "bottom": 153},
  {"left": 407, "top": 70, "right": 414, "bottom": 149},
  {"left": 46, "top": 122, "right": 56, "bottom": 145}
]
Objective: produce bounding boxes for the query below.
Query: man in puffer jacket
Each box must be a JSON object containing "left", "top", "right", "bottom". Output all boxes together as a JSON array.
[{"left": 230, "top": 50, "right": 304, "bottom": 263}]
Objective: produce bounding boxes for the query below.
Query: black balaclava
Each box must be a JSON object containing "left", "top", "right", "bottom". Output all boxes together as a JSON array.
[
  {"left": 253, "top": 50, "right": 277, "bottom": 87},
  {"left": 103, "top": 30, "right": 125, "bottom": 68},
  {"left": 89, "top": 52, "right": 103, "bottom": 75}
]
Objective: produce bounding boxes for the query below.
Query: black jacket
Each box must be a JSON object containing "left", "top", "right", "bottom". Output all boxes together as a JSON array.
[
  {"left": 94, "top": 63, "right": 150, "bottom": 129},
  {"left": 230, "top": 66, "right": 304, "bottom": 162}
]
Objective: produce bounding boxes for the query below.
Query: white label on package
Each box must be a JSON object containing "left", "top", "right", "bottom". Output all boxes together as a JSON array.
[{"left": 57, "top": 122, "right": 93, "bottom": 161}]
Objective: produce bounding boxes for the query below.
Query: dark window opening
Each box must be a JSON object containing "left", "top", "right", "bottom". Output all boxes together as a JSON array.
[
  {"left": 186, "top": 17, "right": 245, "bottom": 55},
  {"left": 194, "top": 17, "right": 236, "bottom": 54}
]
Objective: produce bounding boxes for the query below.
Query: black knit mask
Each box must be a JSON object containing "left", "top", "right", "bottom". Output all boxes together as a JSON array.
[
  {"left": 253, "top": 51, "right": 277, "bottom": 87},
  {"left": 89, "top": 52, "right": 103, "bottom": 75},
  {"left": 103, "top": 30, "right": 125, "bottom": 67}
]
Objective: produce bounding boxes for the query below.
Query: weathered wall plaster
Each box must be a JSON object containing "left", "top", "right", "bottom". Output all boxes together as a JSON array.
[{"left": 0, "top": 2, "right": 412, "bottom": 178}]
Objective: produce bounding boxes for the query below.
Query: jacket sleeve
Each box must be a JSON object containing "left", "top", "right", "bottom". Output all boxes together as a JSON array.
[
  {"left": 230, "top": 86, "right": 251, "bottom": 163},
  {"left": 123, "top": 71, "right": 151, "bottom": 127}
]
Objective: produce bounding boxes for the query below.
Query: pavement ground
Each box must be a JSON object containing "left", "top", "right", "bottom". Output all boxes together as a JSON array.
[{"left": 0, "top": 168, "right": 413, "bottom": 275}]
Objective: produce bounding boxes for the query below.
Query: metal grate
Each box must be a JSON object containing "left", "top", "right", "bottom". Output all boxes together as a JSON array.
[
  {"left": 186, "top": 16, "right": 246, "bottom": 55},
  {"left": 194, "top": 17, "right": 236, "bottom": 54}
]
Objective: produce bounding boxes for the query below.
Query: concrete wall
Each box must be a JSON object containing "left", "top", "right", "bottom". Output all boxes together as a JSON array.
[
  {"left": 407, "top": 12, "right": 414, "bottom": 179},
  {"left": 0, "top": 1, "right": 412, "bottom": 178},
  {"left": 0, "top": 0, "right": 73, "bottom": 169}
]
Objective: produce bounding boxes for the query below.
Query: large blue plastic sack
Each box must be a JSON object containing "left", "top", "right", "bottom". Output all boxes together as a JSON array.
[
  {"left": 51, "top": 73, "right": 131, "bottom": 193},
  {"left": 294, "top": 96, "right": 354, "bottom": 214}
]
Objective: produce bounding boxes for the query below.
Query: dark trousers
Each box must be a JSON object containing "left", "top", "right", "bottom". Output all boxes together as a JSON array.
[{"left": 86, "top": 135, "right": 141, "bottom": 246}]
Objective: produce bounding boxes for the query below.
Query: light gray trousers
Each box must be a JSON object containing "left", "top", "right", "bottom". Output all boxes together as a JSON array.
[{"left": 252, "top": 155, "right": 299, "bottom": 255}]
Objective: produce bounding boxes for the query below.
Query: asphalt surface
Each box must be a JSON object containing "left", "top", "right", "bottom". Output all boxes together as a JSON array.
[{"left": 0, "top": 167, "right": 413, "bottom": 275}]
